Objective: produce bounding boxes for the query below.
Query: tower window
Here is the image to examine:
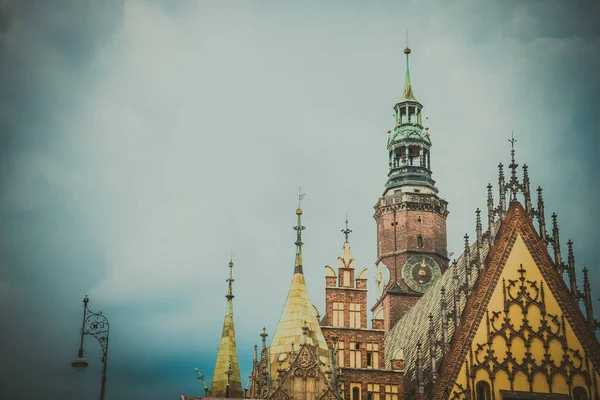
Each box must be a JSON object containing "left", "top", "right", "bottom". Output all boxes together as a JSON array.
[
  {"left": 352, "top": 386, "right": 361, "bottom": 400},
  {"left": 333, "top": 302, "right": 344, "bottom": 327},
  {"left": 417, "top": 215, "right": 422, "bottom": 223},
  {"left": 417, "top": 235, "right": 423, "bottom": 248},
  {"left": 350, "top": 303, "right": 361, "bottom": 328}
]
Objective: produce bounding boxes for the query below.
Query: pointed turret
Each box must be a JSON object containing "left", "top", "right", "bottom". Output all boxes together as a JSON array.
[
  {"left": 268, "top": 205, "right": 330, "bottom": 379},
  {"left": 209, "top": 259, "right": 243, "bottom": 398}
]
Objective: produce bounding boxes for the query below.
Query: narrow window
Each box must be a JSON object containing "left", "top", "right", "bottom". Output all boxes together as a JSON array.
[
  {"left": 417, "top": 235, "right": 423, "bottom": 248},
  {"left": 573, "top": 387, "right": 588, "bottom": 400},
  {"left": 476, "top": 381, "right": 490, "bottom": 400},
  {"left": 417, "top": 215, "right": 422, "bottom": 223},
  {"left": 352, "top": 387, "right": 360, "bottom": 400},
  {"left": 350, "top": 303, "right": 361, "bottom": 328},
  {"left": 333, "top": 302, "right": 345, "bottom": 327},
  {"left": 350, "top": 342, "right": 361, "bottom": 368},
  {"left": 337, "top": 341, "right": 345, "bottom": 367}
]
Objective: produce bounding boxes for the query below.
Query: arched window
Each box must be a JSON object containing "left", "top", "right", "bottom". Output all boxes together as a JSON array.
[
  {"left": 352, "top": 386, "right": 361, "bottom": 400},
  {"left": 417, "top": 235, "right": 423, "bottom": 248},
  {"left": 573, "top": 386, "right": 588, "bottom": 400},
  {"left": 476, "top": 381, "right": 490, "bottom": 400}
]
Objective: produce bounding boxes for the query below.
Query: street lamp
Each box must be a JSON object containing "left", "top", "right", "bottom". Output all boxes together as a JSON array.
[{"left": 71, "top": 295, "right": 110, "bottom": 400}]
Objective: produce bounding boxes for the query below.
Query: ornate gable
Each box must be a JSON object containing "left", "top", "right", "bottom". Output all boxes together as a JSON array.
[
  {"left": 433, "top": 203, "right": 600, "bottom": 400},
  {"left": 269, "top": 339, "right": 341, "bottom": 400}
]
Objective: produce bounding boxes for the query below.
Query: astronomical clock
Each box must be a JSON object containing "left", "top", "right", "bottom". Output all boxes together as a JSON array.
[{"left": 401, "top": 255, "right": 441, "bottom": 293}]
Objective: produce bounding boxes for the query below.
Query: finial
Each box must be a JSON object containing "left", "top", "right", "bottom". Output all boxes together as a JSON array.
[
  {"left": 551, "top": 213, "right": 562, "bottom": 269},
  {"left": 294, "top": 193, "right": 306, "bottom": 274},
  {"left": 498, "top": 163, "right": 507, "bottom": 215},
  {"left": 536, "top": 186, "right": 548, "bottom": 242},
  {"left": 401, "top": 38, "right": 416, "bottom": 101},
  {"left": 440, "top": 286, "right": 449, "bottom": 354},
  {"left": 464, "top": 234, "right": 472, "bottom": 297},
  {"left": 486, "top": 183, "right": 496, "bottom": 244},
  {"left": 582, "top": 267, "right": 595, "bottom": 328},
  {"left": 567, "top": 239, "right": 578, "bottom": 296},
  {"left": 341, "top": 214, "right": 352, "bottom": 243},
  {"left": 226, "top": 258, "right": 235, "bottom": 300},
  {"left": 523, "top": 164, "right": 532, "bottom": 213},
  {"left": 506, "top": 131, "right": 519, "bottom": 202}
]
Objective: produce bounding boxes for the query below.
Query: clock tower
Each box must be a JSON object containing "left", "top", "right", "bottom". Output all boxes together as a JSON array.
[{"left": 371, "top": 47, "right": 449, "bottom": 332}]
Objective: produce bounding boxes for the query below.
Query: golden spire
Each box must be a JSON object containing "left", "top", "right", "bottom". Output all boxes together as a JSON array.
[
  {"left": 268, "top": 203, "right": 330, "bottom": 379},
  {"left": 400, "top": 45, "right": 418, "bottom": 102},
  {"left": 209, "top": 259, "right": 243, "bottom": 398}
]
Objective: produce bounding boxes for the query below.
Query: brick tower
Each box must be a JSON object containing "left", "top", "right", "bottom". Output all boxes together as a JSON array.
[{"left": 371, "top": 46, "right": 449, "bottom": 332}]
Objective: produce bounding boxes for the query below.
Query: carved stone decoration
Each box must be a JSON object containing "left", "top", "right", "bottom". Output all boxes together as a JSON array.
[
  {"left": 432, "top": 203, "right": 600, "bottom": 400},
  {"left": 465, "top": 266, "right": 594, "bottom": 397},
  {"left": 266, "top": 341, "right": 341, "bottom": 400}
]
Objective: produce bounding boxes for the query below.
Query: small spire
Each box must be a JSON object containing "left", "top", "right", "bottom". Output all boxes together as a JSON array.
[
  {"left": 341, "top": 214, "right": 352, "bottom": 243},
  {"left": 523, "top": 165, "right": 532, "bottom": 214},
  {"left": 487, "top": 183, "right": 496, "bottom": 244},
  {"left": 294, "top": 191, "right": 306, "bottom": 274},
  {"left": 475, "top": 209, "right": 484, "bottom": 271},
  {"left": 567, "top": 239, "right": 578, "bottom": 296},
  {"left": 498, "top": 163, "right": 507, "bottom": 216},
  {"left": 401, "top": 44, "right": 417, "bottom": 102},
  {"left": 440, "top": 287, "right": 449, "bottom": 354},
  {"left": 416, "top": 341, "right": 424, "bottom": 394},
  {"left": 464, "top": 234, "right": 472, "bottom": 297},
  {"left": 428, "top": 313, "right": 438, "bottom": 382},
  {"left": 507, "top": 132, "right": 519, "bottom": 202},
  {"left": 582, "top": 267, "right": 595, "bottom": 328},
  {"left": 226, "top": 258, "right": 234, "bottom": 300},
  {"left": 452, "top": 261, "right": 461, "bottom": 328},
  {"left": 536, "top": 186, "right": 548, "bottom": 242},
  {"left": 551, "top": 213, "right": 562, "bottom": 270}
]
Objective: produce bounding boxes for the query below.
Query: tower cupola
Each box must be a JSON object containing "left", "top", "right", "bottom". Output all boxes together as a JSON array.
[{"left": 385, "top": 47, "right": 436, "bottom": 195}]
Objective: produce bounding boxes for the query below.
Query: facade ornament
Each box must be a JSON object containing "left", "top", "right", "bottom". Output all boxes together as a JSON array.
[
  {"left": 440, "top": 287, "right": 450, "bottom": 355},
  {"left": 522, "top": 164, "right": 532, "bottom": 214},
  {"left": 497, "top": 163, "right": 507, "bottom": 217},
  {"left": 487, "top": 183, "right": 496, "bottom": 244},
  {"left": 452, "top": 261, "right": 461, "bottom": 328},
  {"left": 463, "top": 234, "right": 472, "bottom": 298},
  {"left": 566, "top": 239, "right": 579, "bottom": 296},
  {"left": 475, "top": 209, "right": 484, "bottom": 271},
  {"left": 551, "top": 213, "right": 563, "bottom": 271}
]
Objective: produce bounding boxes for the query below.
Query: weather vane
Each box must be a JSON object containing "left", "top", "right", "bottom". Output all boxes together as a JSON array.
[
  {"left": 298, "top": 187, "right": 306, "bottom": 208},
  {"left": 509, "top": 130, "right": 517, "bottom": 150},
  {"left": 341, "top": 214, "right": 352, "bottom": 242}
]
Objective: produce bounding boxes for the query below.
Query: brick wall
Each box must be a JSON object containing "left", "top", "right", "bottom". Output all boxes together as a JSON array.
[{"left": 374, "top": 195, "right": 449, "bottom": 331}]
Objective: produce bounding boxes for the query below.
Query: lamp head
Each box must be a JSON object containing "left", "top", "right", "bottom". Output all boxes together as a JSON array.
[{"left": 71, "top": 357, "right": 88, "bottom": 372}]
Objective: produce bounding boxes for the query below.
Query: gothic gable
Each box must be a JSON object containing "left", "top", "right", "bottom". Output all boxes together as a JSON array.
[
  {"left": 433, "top": 203, "right": 600, "bottom": 400},
  {"left": 269, "top": 341, "right": 341, "bottom": 400}
]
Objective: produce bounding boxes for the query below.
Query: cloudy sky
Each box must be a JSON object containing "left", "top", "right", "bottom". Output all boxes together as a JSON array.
[{"left": 1, "top": 0, "right": 599, "bottom": 399}]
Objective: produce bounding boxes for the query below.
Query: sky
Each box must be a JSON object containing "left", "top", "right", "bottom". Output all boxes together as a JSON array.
[{"left": 1, "top": 0, "right": 599, "bottom": 399}]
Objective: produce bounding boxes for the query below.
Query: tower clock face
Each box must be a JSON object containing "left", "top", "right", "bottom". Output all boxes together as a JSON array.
[{"left": 401, "top": 255, "right": 441, "bottom": 293}]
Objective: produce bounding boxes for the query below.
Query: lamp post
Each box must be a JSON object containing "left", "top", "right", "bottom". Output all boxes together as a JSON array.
[{"left": 71, "top": 295, "right": 110, "bottom": 400}]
